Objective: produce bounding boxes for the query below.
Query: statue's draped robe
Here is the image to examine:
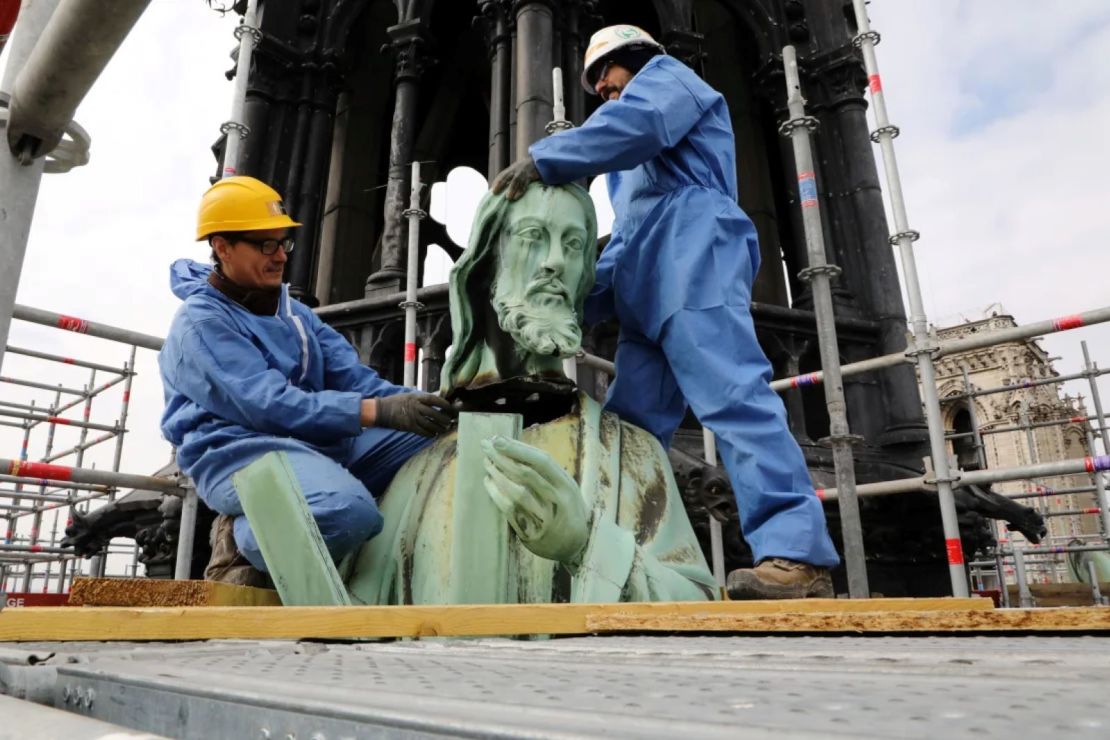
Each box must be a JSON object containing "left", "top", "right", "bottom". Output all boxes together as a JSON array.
[{"left": 346, "top": 393, "right": 718, "bottom": 604}]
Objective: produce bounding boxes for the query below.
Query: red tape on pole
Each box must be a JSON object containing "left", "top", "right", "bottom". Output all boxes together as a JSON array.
[
  {"left": 945, "top": 538, "right": 964, "bottom": 565},
  {"left": 404, "top": 342, "right": 417, "bottom": 363},
  {"left": 815, "top": 488, "right": 826, "bottom": 501},
  {"left": 1052, "top": 314, "right": 1084, "bottom": 331},
  {"left": 57, "top": 314, "right": 90, "bottom": 334},
  {"left": 7, "top": 460, "right": 73, "bottom": 481},
  {"left": 868, "top": 74, "right": 882, "bottom": 93}
]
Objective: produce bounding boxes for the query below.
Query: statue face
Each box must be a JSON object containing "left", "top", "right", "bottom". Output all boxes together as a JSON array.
[{"left": 491, "top": 187, "right": 590, "bottom": 358}]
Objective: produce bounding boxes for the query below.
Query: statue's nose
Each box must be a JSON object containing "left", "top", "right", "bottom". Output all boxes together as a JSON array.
[{"left": 541, "top": 241, "right": 566, "bottom": 274}]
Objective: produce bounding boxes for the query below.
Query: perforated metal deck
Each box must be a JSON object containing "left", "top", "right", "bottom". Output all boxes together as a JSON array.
[{"left": 2, "top": 635, "right": 1108, "bottom": 738}]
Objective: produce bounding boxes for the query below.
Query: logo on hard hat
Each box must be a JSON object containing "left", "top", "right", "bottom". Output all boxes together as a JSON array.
[
  {"left": 616, "top": 27, "right": 641, "bottom": 39},
  {"left": 267, "top": 201, "right": 288, "bottom": 216}
]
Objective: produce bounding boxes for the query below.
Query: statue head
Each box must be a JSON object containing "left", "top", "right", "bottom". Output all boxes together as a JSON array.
[{"left": 442, "top": 183, "right": 598, "bottom": 395}]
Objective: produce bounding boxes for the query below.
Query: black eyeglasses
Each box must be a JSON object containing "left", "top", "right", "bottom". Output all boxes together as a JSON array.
[
  {"left": 236, "top": 235, "right": 295, "bottom": 255},
  {"left": 587, "top": 60, "right": 616, "bottom": 90}
]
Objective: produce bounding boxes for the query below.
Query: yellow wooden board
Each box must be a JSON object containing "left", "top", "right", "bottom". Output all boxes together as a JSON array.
[
  {"left": 4, "top": 597, "right": 1085, "bottom": 643},
  {"left": 68, "top": 577, "right": 281, "bottom": 608}
]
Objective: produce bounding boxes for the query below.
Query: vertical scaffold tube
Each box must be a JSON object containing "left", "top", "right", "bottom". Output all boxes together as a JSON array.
[
  {"left": 702, "top": 428, "right": 726, "bottom": 586},
  {"left": 1081, "top": 341, "right": 1110, "bottom": 537},
  {"left": 173, "top": 486, "right": 198, "bottom": 581},
  {"left": 1013, "top": 545, "right": 1034, "bottom": 608},
  {"left": 221, "top": 0, "right": 258, "bottom": 178},
  {"left": 782, "top": 46, "right": 868, "bottom": 598},
  {"left": 401, "top": 161, "right": 424, "bottom": 388},
  {"left": 849, "top": 0, "right": 968, "bottom": 596},
  {"left": 21, "top": 386, "right": 59, "bottom": 591}
]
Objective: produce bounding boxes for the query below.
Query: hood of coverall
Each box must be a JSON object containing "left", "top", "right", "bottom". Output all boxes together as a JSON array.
[{"left": 170, "top": 258, "right": 217, "bottom": 301}]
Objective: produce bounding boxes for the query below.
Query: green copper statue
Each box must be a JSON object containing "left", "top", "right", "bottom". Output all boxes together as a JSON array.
[{"left": 343, "top": 183, "right": 718, "bottom": 605}]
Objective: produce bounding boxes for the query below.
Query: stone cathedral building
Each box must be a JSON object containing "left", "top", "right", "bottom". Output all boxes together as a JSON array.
[{"left": 932, "top": 312, "right": 1100, "bottom": 583}]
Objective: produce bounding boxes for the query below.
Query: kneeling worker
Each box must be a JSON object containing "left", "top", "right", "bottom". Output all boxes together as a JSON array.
[{"left": 159, "top": 176, "right": 455, "bottom": 581}]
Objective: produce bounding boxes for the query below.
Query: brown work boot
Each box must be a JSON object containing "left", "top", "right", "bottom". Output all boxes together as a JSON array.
[
  {"left": 204, "top": 514, "right": 272, "bottom": 589},
  {"left": 726, "top": 558, "right": 833, "bottom": 600}
]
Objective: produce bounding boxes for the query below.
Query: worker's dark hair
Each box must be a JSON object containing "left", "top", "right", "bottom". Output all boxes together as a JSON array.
[
  {"left": 208, "top": 231, "right": 246, "bottom": 268},
  {"left": 590, "top": 44, "right": 663, "bottom": 86}
]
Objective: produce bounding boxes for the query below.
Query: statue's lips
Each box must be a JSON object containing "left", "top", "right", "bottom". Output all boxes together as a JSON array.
[{"left": 528, "top": 282, "right": 569, "bottom": 302}]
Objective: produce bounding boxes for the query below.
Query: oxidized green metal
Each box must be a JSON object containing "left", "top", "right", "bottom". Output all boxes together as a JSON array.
[
  {"left": 232, "top": 184, "right": 717, "bottom": 605},
  {"left": 345, "top": 184, "right": 716, "bottom": 604}
]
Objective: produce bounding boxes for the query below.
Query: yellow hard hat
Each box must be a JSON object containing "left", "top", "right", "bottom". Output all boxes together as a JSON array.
[
  {"left": 195, "top": 176, "right": 301, "bottom": 241},
  {"left": 580, "top": 25, "right": 665, "bottom": 94}
]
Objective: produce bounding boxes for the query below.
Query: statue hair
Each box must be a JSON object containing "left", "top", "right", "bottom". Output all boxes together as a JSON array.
[{"left": 441, "top": 183, "right": 598, "bottom": 392}]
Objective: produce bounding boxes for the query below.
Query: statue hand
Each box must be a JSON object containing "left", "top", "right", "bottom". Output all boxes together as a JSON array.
[{"left": 481, "top": 435, "right": 589, "bottom": 567}]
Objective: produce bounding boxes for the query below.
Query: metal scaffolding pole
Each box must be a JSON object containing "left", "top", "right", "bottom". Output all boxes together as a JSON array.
[
  {"left": 173, "top": 486, "right": 198, "bottom": 581},
  {"left": 0, "top": 457, "right": 185, "bottom": 494},
  {"left": 3, "top": 344, "right": 128, "bottom": 375},
  {"left": 220, "top": 0, "right": 258, "bottom": 178},
  {"left": 1083, "top": 341, "right": 1110, "bottom": 451},
  {"left": 0, "top": 0, "right": 60, "bottom": 373},
  {"left": 770, "top": 305, "right": 1110, "bottom": 393},
  {"left": 0, "top": 406, "right": 120, "bottom": 433},
  {"left": 817, "top": 453, "right": 1110, "bottom": 500},
  {"left": 1012, "top": 545, "right": 1035, "bottom": 608},
  {"left": 401, "top": 161, "right": 424, "bottom": 388},
  {"left": 701, "top": 428, "right": 726, "bottom": 587},
  {"left": 21, "top": 386, "right": 59, "bottom": 591},
  {"left": 3, "top": 405, "right": 32, "bottom": 543},
  {"left": 960, "top": 368, "right": 988, "bottom": 470},
  {"left": 11, "top": 304, "right": 164, "bottom": 350},
  {"left": 947, "top": 412, "right": 1110, "bottom": 439},
  {"left": 781, "top": 46, "right": 867, "bottom": 597},
  {"left": 943, "top": 367, "right": 1110, "bottom": 403}
]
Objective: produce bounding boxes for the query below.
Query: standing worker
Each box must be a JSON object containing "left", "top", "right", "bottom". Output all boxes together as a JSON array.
[
  {"left": 160, "top": 176, "right": 456, "bottom": 583},
  {"left": 493, "top": 25, "right": 840, "bottom": 598}
]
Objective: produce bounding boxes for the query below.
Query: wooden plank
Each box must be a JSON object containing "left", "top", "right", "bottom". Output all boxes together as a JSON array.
[
  {"left": 68, "top": 577, "right": 281, "bottom": 608},
  {"left": 1006, "top": 582, "right": 1110, "bottom": 608},
  {"left": 588, "top": 606, "right": 1110, "bottom": 633},
  {"left": 0, "top": 597, "right": 1012, "bottom": 642}
]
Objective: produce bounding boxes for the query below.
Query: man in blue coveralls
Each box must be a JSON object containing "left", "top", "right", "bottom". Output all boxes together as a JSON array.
[
  {"left": 493, "top": 25, "right": 840, "bottom": 598},
  {"left": 160, "top": 176, "right": 456, "bottom": 583}
]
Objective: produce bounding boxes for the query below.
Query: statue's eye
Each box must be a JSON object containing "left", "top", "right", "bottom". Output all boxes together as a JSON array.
[
  {"left": 565, "top": 237, "right": 584, "bottom": 251},
  {"left": 518, "top": 227, "right": 543, "bottom": 241}
]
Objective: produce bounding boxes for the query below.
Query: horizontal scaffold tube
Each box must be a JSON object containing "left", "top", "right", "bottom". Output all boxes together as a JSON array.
[
  {"left": 943, "top": 366, "right": 1110, "bottom": 403},
  {"left": 0, "top": 458, "right": 184, "bottom": 494},
  {"left": 816, "top": 454, "right": 1110, "bottom": 501},
  {"left": 12, "top": 304, "right": 164, "bottom": 351},
  {"left": 3, "top": 345, "right": 130, "bottom": 375},
  {"left": 0, "top": 408, "right": 118, "bottom": 433},
  {"left": 947, "top": 413, "right": 1110, "bottom": 440},
  {"left": 771, "top": 305, "right": 1110, "bottom": 392},
  {"left": 0, "top": 473, "right": 109, "bottom": 493}
]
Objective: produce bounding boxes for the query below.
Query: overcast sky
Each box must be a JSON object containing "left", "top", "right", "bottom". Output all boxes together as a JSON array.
[{"left": 2, "top": 2, "right": 1109, "bottom": 571}]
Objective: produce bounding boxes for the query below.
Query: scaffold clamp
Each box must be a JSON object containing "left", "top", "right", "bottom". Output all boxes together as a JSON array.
[
  {"left": 798, "top": 264, "right": 843, "bottom": 283},
  {"left": 888, "top": 229, "right": 920, "bottom": 246},
  {"left": 402, "top": 208, "right": 427, "bottom": 220},
  {"left": 852, "top": 30, "right": 882, "bottom": 48},
  {"left": 545, "top": 120, "right": 574, "bottom": 134},
  {"left": 219, "top": 120, "right": 251, "bottom": 139},
  {"left": 819, "top": 433, "right": 865, "bottom": 448},
  {"left": 232, "top": 22, "right": 263, "bottom": 46},
  {"left": 779, "top": 115, "right": 820, "bottom": 137},
  {"left": 870, "top": 124, "right": 900, "bottom": 143},
  {"left": 398, "top": 300, "right": 425, "bottom": 311}
]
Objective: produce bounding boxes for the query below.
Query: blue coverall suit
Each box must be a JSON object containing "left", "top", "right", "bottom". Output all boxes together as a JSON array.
[
  {"left": 530, "top": 55, "right": 839, "bottom": 567},
  {"left": 159, "top": 260, "right": 430, "bottom": 572}
]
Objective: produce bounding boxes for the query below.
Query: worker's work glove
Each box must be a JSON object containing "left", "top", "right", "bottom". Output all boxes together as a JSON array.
[
  {"left": 374, "top": 392, "right": 458, "bottom": 437},
  {"left": 491, "top": 155, "right": 541, "bottom": 201}
]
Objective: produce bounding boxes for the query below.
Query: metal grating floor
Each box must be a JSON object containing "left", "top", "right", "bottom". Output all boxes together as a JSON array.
[{"left": 2, "top": 635, "right": 1109, "bottom": 738}]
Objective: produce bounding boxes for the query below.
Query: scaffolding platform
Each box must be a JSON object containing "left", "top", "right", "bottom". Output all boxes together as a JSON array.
[{"left": 2, "top": 633, "right": 1109, "bottom": 738}]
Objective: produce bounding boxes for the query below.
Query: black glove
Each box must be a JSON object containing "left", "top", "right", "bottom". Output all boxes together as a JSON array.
[
  {"left": 491, "top": 155, "right": 541, "bottom": 201},
  {"left": 375, "top": 392, "right": 458, "bottom": 437}
]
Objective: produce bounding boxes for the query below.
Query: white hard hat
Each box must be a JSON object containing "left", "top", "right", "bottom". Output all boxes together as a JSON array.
[{"left": 580, "top": 24, "right": 665, "bottom": 94}]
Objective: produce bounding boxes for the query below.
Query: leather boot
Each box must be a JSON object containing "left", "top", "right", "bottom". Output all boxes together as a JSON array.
[
  {"left": 726, "top": 558, "right": 834, "bottom": 600},
  {"left": 204, "top": 514, "right": 272, "bottom": 589}
]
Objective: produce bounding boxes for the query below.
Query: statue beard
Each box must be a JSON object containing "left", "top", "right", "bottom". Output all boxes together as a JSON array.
[{"left": 493, "top": 277, "right": 582, "bottom": 359}]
